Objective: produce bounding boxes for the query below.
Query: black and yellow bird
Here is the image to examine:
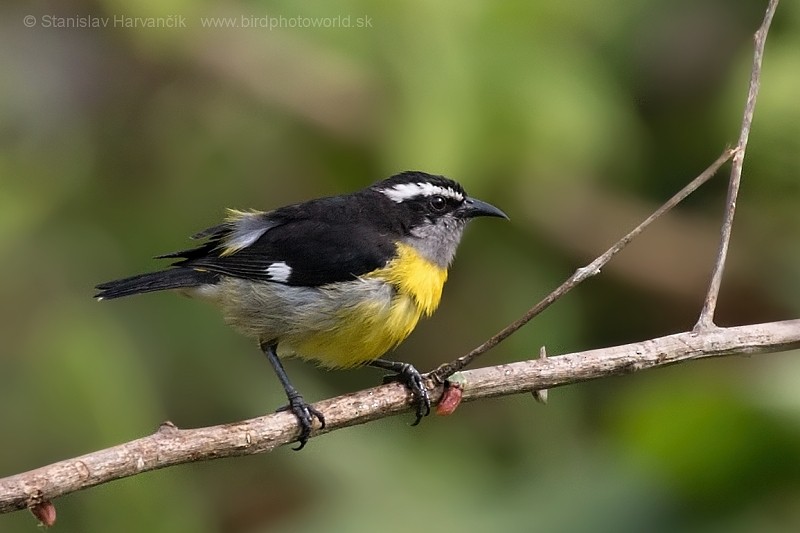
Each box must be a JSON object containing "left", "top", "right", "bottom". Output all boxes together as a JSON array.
[{"left": 96, "top": 171, "right": 507, "bottom": 448}]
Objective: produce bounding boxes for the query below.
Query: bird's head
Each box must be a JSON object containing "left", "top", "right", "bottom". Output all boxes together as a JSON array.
[{"left": 371, "top": 171, "right": 508, "bottom": 267}]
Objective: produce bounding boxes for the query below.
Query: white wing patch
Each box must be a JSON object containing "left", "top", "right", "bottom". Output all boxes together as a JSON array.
[
  {"left": 265, "top": 261, "right": 292, "bottom": 283},
  {"left": 380, "top": 182, "right": 464, "bottom": 203}
]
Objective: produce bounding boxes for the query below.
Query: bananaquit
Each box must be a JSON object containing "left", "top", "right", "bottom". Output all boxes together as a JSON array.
[{"left": 96, "top": 171, "right": 507, "bottom": 448}]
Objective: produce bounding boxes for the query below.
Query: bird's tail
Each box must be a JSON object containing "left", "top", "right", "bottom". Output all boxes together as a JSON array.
[{"left": 94, "top": 269, "right": 219, "bottom": 300}]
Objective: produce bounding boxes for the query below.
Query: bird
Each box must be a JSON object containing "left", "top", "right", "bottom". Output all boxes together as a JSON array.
[{"left": 95, "top": 171, "right": 507, "bottom": 449}]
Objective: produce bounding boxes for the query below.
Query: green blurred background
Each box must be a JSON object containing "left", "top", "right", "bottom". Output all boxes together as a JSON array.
[{"left": 2, "top": 0, "right": 800, "bottom": 531}]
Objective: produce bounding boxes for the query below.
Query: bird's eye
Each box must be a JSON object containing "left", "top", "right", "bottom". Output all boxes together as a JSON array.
[{"left": 429, "top": 195, "right": 447, "bottom": 212}]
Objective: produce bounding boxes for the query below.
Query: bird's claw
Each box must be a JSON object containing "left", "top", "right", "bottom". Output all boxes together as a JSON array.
[
  {"left": 382, "top": 363, "right": 431, "bottom": 425},
  {"left": 277, "top": 394, "right": 325, "bottom": 450}
]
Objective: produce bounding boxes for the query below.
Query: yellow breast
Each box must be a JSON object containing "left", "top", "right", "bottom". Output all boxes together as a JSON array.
[
  {"left": 367, "top": 243, "right": 448, "bottom": 317},
  {"left": 288, "top": 243, "right": 448, "bottom": 368}
]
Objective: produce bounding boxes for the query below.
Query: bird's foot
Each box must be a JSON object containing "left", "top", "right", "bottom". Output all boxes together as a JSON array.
[
  {"left": 277, "top": 393, "right": 325, "bottom": 450},
  {"left": 380, "top": 362, "right": 431, "bottom": 425}
]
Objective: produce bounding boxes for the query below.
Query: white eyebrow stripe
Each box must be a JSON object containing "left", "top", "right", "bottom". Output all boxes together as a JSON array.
[{"left": 380, "top": 182, "right": 464, "bottom": 203}]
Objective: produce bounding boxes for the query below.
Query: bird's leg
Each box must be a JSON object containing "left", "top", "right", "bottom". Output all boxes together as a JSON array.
[
  {"left": 259, "top": 341, "right": 325, "bottom": 450},
  {"left": 369, "top": 358, "right": 431, "bottom": 425}
]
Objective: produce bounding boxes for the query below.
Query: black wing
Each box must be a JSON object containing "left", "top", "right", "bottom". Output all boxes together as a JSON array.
[{"left": 170, "top": 218, "right": 397, "bottom": 287}]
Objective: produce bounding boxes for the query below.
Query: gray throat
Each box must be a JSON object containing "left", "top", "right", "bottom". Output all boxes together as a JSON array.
[{"left": 404, "top": 216, "right": 467, "bottom": 268}]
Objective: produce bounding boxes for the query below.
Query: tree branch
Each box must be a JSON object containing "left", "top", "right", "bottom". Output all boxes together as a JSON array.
[{"left": 2, "top": 319, "right": 799, "bottom": 515}]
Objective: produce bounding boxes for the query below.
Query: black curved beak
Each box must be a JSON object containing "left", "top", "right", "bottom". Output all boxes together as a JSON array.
[{"left": 459, "top": 197, "right": 509, "bottom": 220}]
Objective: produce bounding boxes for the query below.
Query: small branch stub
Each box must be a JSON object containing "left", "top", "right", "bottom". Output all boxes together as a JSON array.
[
  {"left": 435, "top": 373, "right": 467, "bottom": 416},
  {"left": 532, "top": 346, "right": 548, "bottom": 404},
  {"left": 30, "top": 501, "right": 56, "bottom": 528}
]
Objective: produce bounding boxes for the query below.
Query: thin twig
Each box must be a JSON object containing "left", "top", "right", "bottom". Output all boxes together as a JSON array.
[
  {"left": 2, "top": 319, "right": 799, "bottom": 515},
  {"left": 696, "top": 0, "right": 779, "bottom": 329},
  {"left": 430, "top": 148, "right": 734, "bottom": 383}
]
